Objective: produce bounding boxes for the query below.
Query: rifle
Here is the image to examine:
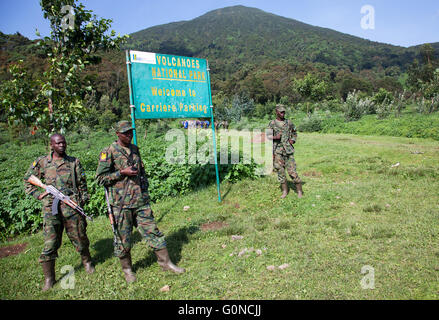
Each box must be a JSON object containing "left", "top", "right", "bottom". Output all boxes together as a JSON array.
[
  {"left": 104, "top": 186, "right": 128, "bottom": 254},
  {"left": 104, "top": 187, "right": 116, "bottom": 235},
  {"left": 27, "top": 175, "right": 93, "bottom": 221}
]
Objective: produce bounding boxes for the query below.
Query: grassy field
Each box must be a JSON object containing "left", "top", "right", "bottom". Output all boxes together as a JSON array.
[{"left": 1, "top": 132, "right": 439, "bottom": 300}]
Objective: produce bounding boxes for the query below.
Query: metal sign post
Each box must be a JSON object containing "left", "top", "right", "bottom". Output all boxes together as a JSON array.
[
  {"left": 125, "top": 50, "right": 138, "bottom": 146},
  {"left": 207, "top": 61, "right": 221, "bottom": 202}
]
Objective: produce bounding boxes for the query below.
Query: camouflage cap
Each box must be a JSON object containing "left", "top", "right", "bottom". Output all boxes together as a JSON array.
[
  {"left": 275, "top": 104, "right": 286, "bottom": 112},
  {"left": 115, "top": 120, "right": 134, "bottom": 133}
]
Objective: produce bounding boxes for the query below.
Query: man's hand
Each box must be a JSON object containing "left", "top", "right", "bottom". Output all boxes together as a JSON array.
[
  {"left": 289, "top": 139, "right": 295, "bottom": 144},
  {"left": 273, "top": 133, "right": 282, "bottom": 140},
  {"left": 120, "top": 167, "right": 138, "bottom": 176}
]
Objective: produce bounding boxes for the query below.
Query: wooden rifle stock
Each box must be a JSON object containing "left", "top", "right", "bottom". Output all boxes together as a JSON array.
[
  {"left": 27, "top": 174, "right": 47, "bottom": 189},
  {"left": 27, "top": 175, "right": 92, "bottom": 221}
]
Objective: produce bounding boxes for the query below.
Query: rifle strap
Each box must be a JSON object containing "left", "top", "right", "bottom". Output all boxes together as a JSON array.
[
  {"left": 113, "top": 142, "right": 135, "bottom": 166},
  {"left": 117, "top": 177, "right": 130, "bottom": 215}
]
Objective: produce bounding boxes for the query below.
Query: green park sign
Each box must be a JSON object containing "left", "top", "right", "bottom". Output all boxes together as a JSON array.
[
  {"left": 125, "top": 50, "right": 221, "bottom": 202},
  {"left": 126, "top": 50, "right": 213, "bottom": 119}
]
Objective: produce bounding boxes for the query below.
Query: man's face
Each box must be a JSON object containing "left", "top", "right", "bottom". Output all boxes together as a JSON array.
[
  {"left": 50, "top": 135, "right": 67, "bottom": 156},
  {"left": 276, "top": 110, "right": 285, "bottom": 120},
  {"left": 117, "top": 130, "right": 133, "bottom": 145}
]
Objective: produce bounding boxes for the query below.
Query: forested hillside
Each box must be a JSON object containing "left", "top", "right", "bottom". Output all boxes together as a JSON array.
[
  {"left": 1, "top": 5, "right": 438, "bottom": 132},
  {"left": 127, "top": 6, "right": 436, "bottom": 100},
  {"left": 129, "top": 5, "right": 418, "bottom": 70}
]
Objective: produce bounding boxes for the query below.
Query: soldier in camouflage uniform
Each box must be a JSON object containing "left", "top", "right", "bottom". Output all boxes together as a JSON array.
[
  {"left": 95, "top": 121, "right": 185, "bottom": 283},
  {"left": 24, "top": 134, "right": 95, "bottom": 291},
  {"left": 267, "top": 105, "right": 304, "bottom": 199}
]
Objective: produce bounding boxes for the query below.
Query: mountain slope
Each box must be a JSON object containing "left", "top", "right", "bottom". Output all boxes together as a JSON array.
[{"left": 126, "top": 5, "right": 421, "bottom": 72}]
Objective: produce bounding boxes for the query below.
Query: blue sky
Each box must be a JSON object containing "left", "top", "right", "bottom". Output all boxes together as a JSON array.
[{"left": 0, "top": 0, "right": 438, "bottom": 47}]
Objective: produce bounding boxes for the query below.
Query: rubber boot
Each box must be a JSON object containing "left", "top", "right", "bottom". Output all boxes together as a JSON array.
[
  {"left": 119, "top": 253, "right": 136, "bottom": 283},
  {"left": 81, "top": 248, "right": 95, "bottom": 274},
  {"left": 155, "top": 248, "right": 185, "bottom": 274},
  {"left": 280, "top": 182, "right": 289, "bottom": 199},
  {"left": 296, "top": 183, "right": 303, "bottom": 198},
  {"left": 41, "top": 260, "right": 56, "bottom": 292}
]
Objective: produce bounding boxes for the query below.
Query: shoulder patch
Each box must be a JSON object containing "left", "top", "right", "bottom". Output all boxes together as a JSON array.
[
  {"left": 32, "top": 156, "right": 45, "bottom": 169},
  {"left": 99, "top": 152, "right": 108, "bottom": 162}
]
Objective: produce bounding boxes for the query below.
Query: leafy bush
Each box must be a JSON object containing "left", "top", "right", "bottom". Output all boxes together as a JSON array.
[
  {"left": 255, "top": 101, "right": 276, "bottom": 118},
  {"left": 375, "top": 98, "right": 394, "bottom": 119},
  {"left": 99, "top": 109, "right": 119, "bottom": 131},
  {"left": 320, "top": 99, "right": 343, "bottom": 112},
  {"left": 0, "top": 182, "right": 43, "bottom": 240},
  {"left": 415, "top": 95, "right": 439, "bottom": 114},
  {"left": 140, "top": 132, "right": 260, "bottom": 201},
  {"left": 0, "top": 141, "right": 47, "bottom": 239},
  {"left": 298, "top": 112, "right": 323, "bottom": 132},
  {"left": 343, "top": 91, "right": 376, "bottom": 121},
  {"left": 343, "top": 91, "right": 363, "bottom": 121},
  {"left": 372, "top": 88, "right": 394, "bottom": 106}
]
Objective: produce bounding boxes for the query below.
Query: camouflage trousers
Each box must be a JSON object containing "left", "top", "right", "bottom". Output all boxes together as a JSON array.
[
  {"left": 273, "top": 153, "right": 302, "bottom": 184},
  {"left": 112, "top": 204, "right": 167, "bottom": 258},
  {"left": 39, "top": 212, "right": 90, "bottom": 263}
]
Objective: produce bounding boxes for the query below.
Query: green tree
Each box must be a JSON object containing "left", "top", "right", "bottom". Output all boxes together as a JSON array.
[
  {"left": 422, "top": 69, "right": 439, "bottom": 99},
  {"left": 293, "top": 73, "right": 329, "bottom": 102},
  {"left": 420, "top": 69, "right": 439, "bottom": 113},
  {"left": 2, "top": 0, "right": 128, "bottom": 136},
  {"left": 420, "top": 43, "right": 435, "bottom": 65},
  {"left": 407, "top": 44, "right": 438, "bottom": 92},
  {"left": 372, "top": 88, "right": 394, "bottom": 105},
  {"left": 212, "top": 92, "right": 231, "bottom": 121},
  {"left": 0, "top": 61, "right": 44, "bottom": 130},
  {"left": 37, "top": 0, "right": 128, "bottom": 134}
]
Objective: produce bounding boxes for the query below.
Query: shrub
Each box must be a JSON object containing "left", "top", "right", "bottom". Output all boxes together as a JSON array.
[
  {"left": 373, "top": 88, "right": 394, "bottom": 105},
  {"left": 415, "top": 94, "right": 439, "bottom": 114},
  {"left": 343, "top": 91, "right": 377, "bottom": 121},
  {"left": 321, "top": 99, "right": 343, "bottom": 112},
  {"left": 298, "top": 112, "right": 323, "bottom": 132},
  {"left": 99, "top": 109, "right": 119, "bottom": 131},
  {"left": 343, "top": 91, "right": 363, "bottom": 121}
]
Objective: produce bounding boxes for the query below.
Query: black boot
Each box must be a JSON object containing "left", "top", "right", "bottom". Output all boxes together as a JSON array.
[
  {"left": 155, "top": 248, "right": 185, "bottom": 274},
  {"left": 81, "top": 248, "right": 95, "bottom": 274},
  {"left": 280, "top": 182, "right": 289, "bottom": 199},
  {"left": 41, "top": 260, "right": 56, "bottom": 291},
  {"left": 119, "top": 253, "right": 136, "bottom": 283},
  {"left": 296, "top": 183, "right": 303, "bottom": 198}
]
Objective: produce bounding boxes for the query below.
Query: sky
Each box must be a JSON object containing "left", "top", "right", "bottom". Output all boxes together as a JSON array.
[{"left": 0, "top": 0, "right": 438, "bottom": 48}]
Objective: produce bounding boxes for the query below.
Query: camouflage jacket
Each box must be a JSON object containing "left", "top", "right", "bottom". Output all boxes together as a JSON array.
[
  {"left": 24, "top": 153, "right": 89, "bottom": 218},
  {"left": 95, "top": 141, "right": 149, "bottom": 209},
  {"left": 268, "top": 119, "right": 297, "bottom": 155}
]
